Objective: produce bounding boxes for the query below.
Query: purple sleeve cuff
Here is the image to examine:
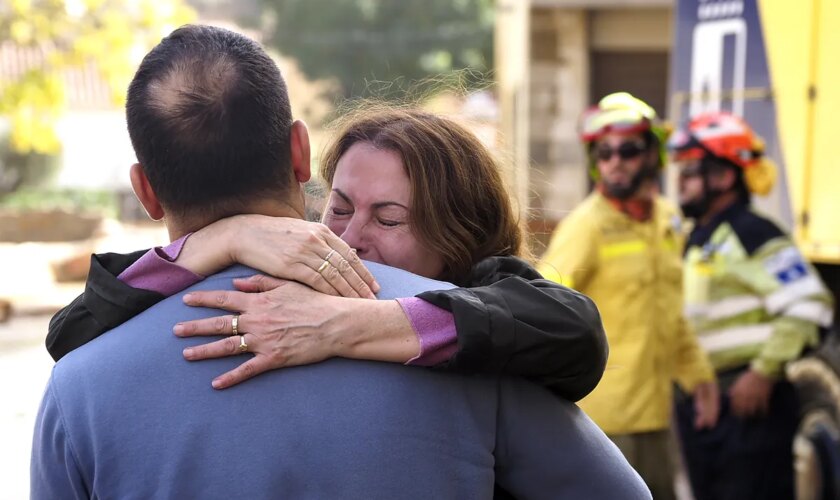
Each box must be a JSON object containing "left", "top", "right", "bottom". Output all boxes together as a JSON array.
[
  {"left": 117, "top": 233, "right": 204, "bottom": 296},
  {"left": 396, "top": 297, "right": 458, "bottom": 366}
]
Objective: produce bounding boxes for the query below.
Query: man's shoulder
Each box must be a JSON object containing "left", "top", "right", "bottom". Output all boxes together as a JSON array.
[
  {"left": 496, "top": 377, "right": 651, "bottom": 499},
  {"left": 726, "top": 206, "right": 786, "bottom": 256},
  {"left": 363, "top": 261, "right": 455, "bottom": 299}
]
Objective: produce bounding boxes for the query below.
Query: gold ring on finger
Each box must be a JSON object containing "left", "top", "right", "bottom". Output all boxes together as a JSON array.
[
  {"left": 231, "top": 314, "right": 240, "bottom": 336},
  {"left": 317, "top": 259, "right": 330, "bottom": 275},
  {"left": 238, "top": 334, "right": 248, "bottom": 353}
]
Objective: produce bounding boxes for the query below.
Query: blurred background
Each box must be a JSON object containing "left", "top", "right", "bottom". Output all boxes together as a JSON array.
[{"left": 1, "top": 0, "right": 838, "bottom": 498}]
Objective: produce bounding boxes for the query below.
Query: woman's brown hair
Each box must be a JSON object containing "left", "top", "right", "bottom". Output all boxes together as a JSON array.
[{"left": 319, "top": 106, "right": 529, "bottom": 285}]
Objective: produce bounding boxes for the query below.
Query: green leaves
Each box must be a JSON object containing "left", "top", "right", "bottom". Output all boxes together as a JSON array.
[
  {"left": 261, "top": 0, "right": 494, "bottom": 99},
  {"left": 0, "top": 0, "right": 196, "bottom": 154}
]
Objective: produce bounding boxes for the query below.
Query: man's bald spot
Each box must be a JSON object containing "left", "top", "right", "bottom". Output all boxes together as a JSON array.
[{"left": 145, "top": 55, "right": 241, "bottom": 145}]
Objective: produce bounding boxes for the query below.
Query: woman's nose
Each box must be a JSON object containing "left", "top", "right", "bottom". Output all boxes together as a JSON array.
[{"left": 339, "top": 216, "right": 367, "bottom": 254}]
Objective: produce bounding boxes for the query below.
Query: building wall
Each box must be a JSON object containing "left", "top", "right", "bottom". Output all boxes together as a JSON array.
[
  {"left": 495, "top": 0, "right": 532, "bottom": 216},
  {"left": 528, "top": 8, "right": 590, "bottom": 229},
  {"left": 590, "top": 8, "right": 672, "bottom": 51}
]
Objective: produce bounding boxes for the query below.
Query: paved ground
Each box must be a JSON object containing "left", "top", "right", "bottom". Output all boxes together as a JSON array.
[{"left": 0, "top": 314, "right": 55, "bottom": 500}]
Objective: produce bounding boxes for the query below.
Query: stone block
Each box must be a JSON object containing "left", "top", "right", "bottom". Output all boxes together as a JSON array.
[
  {"left": 0, "top": 210, "right": 103, "bottom": 242},
  {"left": 0, "top": 299, "right": 10, "bottom": 323},
  {"left": 50, "top": 251, "right": 92, "bottom": 283}
]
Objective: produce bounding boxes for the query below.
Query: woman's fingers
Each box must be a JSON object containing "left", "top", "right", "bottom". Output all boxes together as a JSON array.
[
  {"left": 312, "top": 256, "right": 361, "bottom": 298},
  {"left": 290, "top": 225, "right": 359, "bottom": 297},
  {"left": 174, "top": 314, "right": 248, "bottom": 338},
  {"left": 174, "top": 279, "right": 344, "bottom": 389},
  {"left": 178, "top": 329, "right": 277, "bottom": 389},
  {"left": 233, "top": 275, "right": 286, "bottom": 293},
  {"left": 182, "top": 333, "right": 247, "bottom": 360},
  {"left": 182, "top": 290, "right": 251, "bottom": 312},
  {"left": 289, "top": 262, "right": 344, "bottom": 297},
  {"left": 327, "top": 249, "right": 376, "bottom": 299},
  {"left": 211, "top": 357, "right": 273, "bottom": 389},
  {"left": 321, "top": 232, "right": 379, "bottom": 298}
]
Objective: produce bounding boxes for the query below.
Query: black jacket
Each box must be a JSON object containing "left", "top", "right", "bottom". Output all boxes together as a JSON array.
[{"left": 47, "top": 252, "right": 607, "bottom": 401}]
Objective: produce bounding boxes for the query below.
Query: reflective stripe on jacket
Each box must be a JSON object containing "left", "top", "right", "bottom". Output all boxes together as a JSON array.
[
  {"left": 683, "top": 203, "right": 833, "bottom": 377},
  {"left": 538, "top": 192, "right": 715, "bottom": 435}
]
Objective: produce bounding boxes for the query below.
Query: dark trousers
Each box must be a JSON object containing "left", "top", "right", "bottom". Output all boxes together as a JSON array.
[
  {"left": 609, "top": 430, "right": 676, "bottom": 500},
  {"left": 675, "top": 374, "right": 799, "bottom": 500}
]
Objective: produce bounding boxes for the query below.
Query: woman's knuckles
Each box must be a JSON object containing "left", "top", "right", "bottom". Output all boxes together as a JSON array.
[
  {"left": 306, "top": 231, "right": 322, "bottom": 245},
  {"left": 240, "top": 362, "right": 258, "bottom": 379},
  {"left": 214, "top": 292, "right": 230, "bottom": 306},
  {"left": 224, "top": 336, "right": 239, "bottom": 354}
]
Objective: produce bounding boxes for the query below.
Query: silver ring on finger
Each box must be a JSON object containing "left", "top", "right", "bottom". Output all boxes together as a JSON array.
[
  {"left": 324, "top": 249, "right": 337, "bottom": 263},
  {"left": 238, "top": 334, "right": 249, "bottom": 353},
  {"left": 231, "top": 314, "right": 240, "bottom": 336}
]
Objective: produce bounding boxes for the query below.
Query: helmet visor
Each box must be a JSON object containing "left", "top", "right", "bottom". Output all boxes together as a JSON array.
[{"left": 580, "top": 107, "right": 650, "bottom": 142}]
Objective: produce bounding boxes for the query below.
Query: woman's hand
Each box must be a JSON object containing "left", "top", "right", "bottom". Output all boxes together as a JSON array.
[
  {"left": 178, "top": 215, "right": 379, "bottom": 299},
  {"left": 174, "top": 275, "right": 419, "bottom": 389}
]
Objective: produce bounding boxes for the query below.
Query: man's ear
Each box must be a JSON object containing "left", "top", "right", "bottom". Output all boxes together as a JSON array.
[
  {"left": 290, "top": 120, "right": 312, "bottom": 183},
  {"left": 129, "top": 163, "right": 165, "bottom": 221}
]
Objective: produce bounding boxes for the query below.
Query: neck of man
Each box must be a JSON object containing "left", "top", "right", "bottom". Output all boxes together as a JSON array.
[
  {"left": 164, "top": 197, "right": 306, "bottom": 242},
  {"left": 629, "top": 179, "right": 658, "bottom": 201},
  {"left": 599, "top": 180, "right": 657, "bottom": 222},
  {"left": 697, "top": 190, "right": 740, "bottom": 227}
]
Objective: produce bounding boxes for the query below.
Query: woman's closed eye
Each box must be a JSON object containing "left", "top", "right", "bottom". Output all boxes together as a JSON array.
[
  {"left": 377, "top": 218, "right": 401, "bottom": 227},
  {"left": 329, "top": 207, "right": 353, "bottom": 218},
  {"left": 374, "top": 206, "right": 408, "bottom": 228}
]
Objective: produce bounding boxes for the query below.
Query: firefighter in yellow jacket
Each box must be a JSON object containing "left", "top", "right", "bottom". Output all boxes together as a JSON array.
[
  {"left": 538, "top": 93, "right": 718, "bottom": 500},
  {"left": 669, "top": 112, "right": 834, "bottom": 500}
]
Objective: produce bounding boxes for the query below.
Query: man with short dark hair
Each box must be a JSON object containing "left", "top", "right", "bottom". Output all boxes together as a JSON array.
[
  {"left": 125, "top": 24, "right": 299, "bottom": 231},
  {"left": 31, "top": 25, "right": 650, "bottom": 499}
]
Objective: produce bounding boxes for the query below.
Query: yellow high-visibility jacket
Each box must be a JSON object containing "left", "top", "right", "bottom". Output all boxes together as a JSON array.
[
  {"left": 683, "top": 202, "right": 833, "bottom": 377},
  {"left": 538, "top": 193, "right": 715, "bottom": 435}
]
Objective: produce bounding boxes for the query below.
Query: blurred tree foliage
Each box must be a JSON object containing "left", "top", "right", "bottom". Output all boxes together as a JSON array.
[
  {"left": 261, "top": 0, "right": 494, "bottom": 99},
  {"left": 0, "top": 0, "right": 195, "bottom": 156}
]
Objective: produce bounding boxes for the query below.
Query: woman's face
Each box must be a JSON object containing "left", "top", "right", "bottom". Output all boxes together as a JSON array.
[{"left": 323, "top": 142, "right": 445, "bottom": 278}]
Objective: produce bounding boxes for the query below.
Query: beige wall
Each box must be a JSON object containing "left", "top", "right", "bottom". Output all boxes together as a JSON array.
[
  {"left": 590, "top": 8, "right": 672, "bottom": 51},
  {"left": 495, "top": 0, "right": 532, "bottom": 213},
  {"left": 528, "top": 8, "right": 590, "bottom": 228}
]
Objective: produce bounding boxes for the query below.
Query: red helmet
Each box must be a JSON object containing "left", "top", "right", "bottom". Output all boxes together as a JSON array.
[
  {"left": 668, "top": 112, "right": 762, "bottom": 169},
  {"left": 669, "top": 111, "right": 777, "bottom": 195}
]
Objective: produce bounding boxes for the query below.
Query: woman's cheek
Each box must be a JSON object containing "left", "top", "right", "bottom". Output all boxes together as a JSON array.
[
  {"left": 325, "top": 218, "right": 347, "bottom": 236},
  {"left": 378, "top": 233, "right": 418, "bottom": 269}
]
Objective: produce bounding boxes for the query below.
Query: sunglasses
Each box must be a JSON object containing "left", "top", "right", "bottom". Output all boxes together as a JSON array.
[{"left": 594, "top": 141, "right": 646, "bottom": 162}]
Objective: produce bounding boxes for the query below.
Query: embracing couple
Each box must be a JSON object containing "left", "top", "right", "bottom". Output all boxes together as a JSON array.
[{"left": 31, "top": 25, "right": 650, "bottom": 499}]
